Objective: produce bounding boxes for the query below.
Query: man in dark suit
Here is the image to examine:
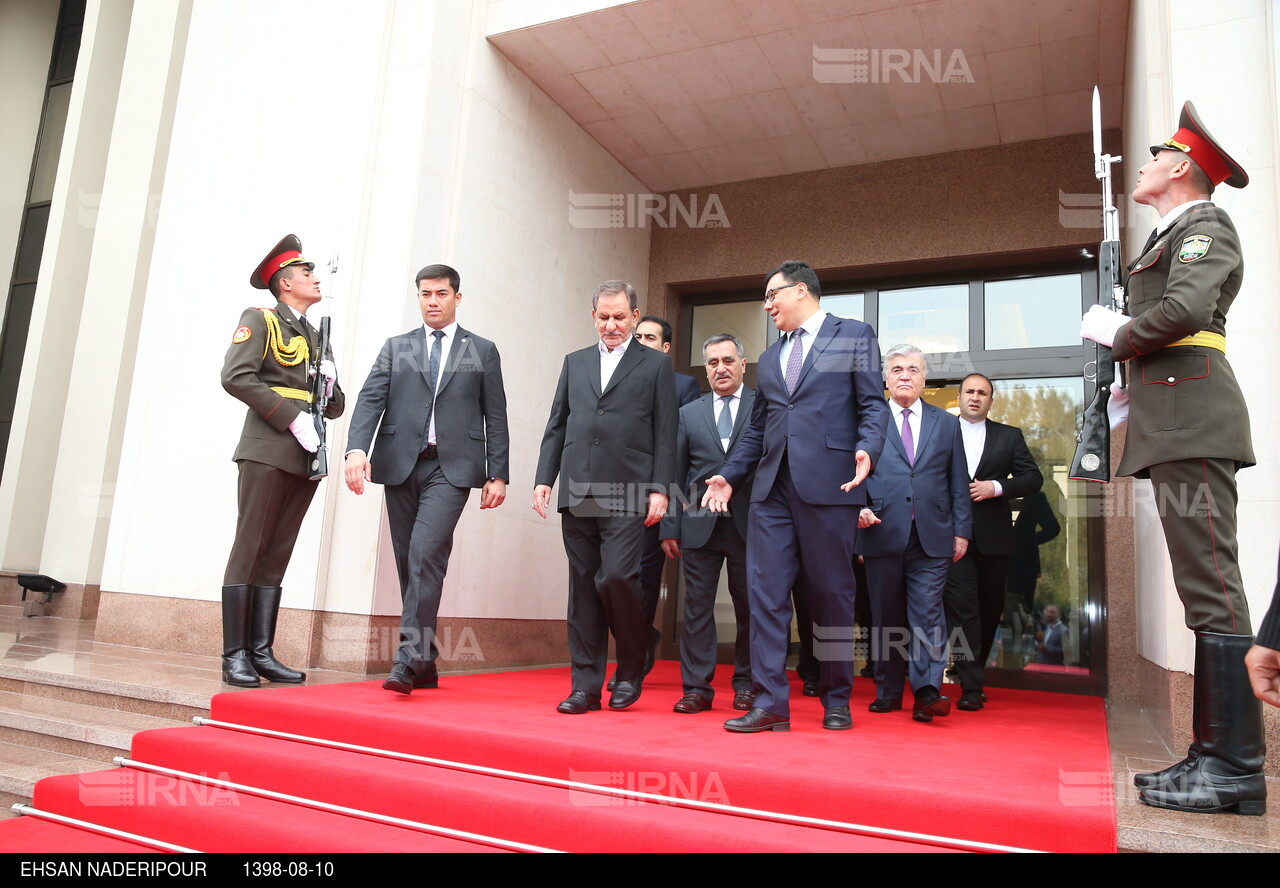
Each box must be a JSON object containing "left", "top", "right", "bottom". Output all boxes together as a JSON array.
[
  {"left": 628, "top": 315, "right": 702, "bottom": 685},
  {"left": 1081, "top": 102, "right": 1262, "bottom": 815},
  {"left": 534, "top": 281, "right": 677, "bottom": 714},
  {"left": 221, "top": 235, "right": 344, "bottom": 687},
  {"left": 704, "top": 260, "right": 887, "bottom": 733},
  {"left": 660, "top": 333, "right": 755, "bottom": 714},
  {"left": 943, "top": 373, "right": 1042, "bottom": 710},
  {"left": 344, "top": 264, "right": 508, "bottom": 695},
  {"left": 856, "top": 345, "right": 972, "bottom": 723}
]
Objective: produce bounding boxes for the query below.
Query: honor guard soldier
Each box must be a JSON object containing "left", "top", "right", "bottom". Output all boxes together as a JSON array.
[
  {"left": 220, "top": 235, "right": 344, "bottom": 686},
  {"left": 1080, "top": 103, "right": 1262, "bottom": 815}
]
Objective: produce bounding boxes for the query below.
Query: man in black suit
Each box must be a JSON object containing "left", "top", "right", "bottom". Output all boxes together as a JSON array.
[
  {"left": 534, "top": 281, "right": 678, "bottom": 714},
  {"left": 345, "top": 264, "right": 509, "bottom": 695},
  {"left": 626, "top": 315, "right": 701, "bottom": 685},
  {"left": 856, "top": 345, "right": 972, "bottom": 723},
  {"left": 660, "top": 333, "right": 755, "bottom": 714},
  {"left": 943, "top": 373, "right": 1042, "bottom": 711}
]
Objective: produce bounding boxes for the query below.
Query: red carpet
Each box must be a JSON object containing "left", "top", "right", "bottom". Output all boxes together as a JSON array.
[{"left": 0, "top": 662, "right": 1116, "bottom": 852}]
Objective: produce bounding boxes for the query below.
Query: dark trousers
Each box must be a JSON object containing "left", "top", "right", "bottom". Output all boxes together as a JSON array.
[
  {"left": 944, "top": 550, "right": 1010, "bottom": 691},
  {"left": 679, "top": 518, "right": 751, "bottom": 698},
  {"left": 640, "top": 523, "right": 665, "bottom": 627},
  {"left": 865, "top": 524, "right": 950, "bottom": 702},
  {"left": 224, "top": 460, "right": 318, "bottom": 586},
  {"left": 384, "top": 457, "right": 471, "bottom": 676},
  {"left": 561, "top": 512, "right": 648, "bottom": 692},
  {"left": 746, "top": 460, "right": 859, "bottom": 717}
]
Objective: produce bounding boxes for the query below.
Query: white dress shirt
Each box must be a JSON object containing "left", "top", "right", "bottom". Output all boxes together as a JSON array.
[
  {"left": 959, "top": 416, "right": 1003, "bottom": 496},
  {"left": 778, "top": 310, "right": 827, "bottom": 377},
  {"left": 598, "top": 332, "right": 632, "bottom": 390},
  {"left": 713, "top": 384, "right": 745, "bottom": 450},
  {"left": 424, "top": 321, "right": 458, "bottom": 446}
]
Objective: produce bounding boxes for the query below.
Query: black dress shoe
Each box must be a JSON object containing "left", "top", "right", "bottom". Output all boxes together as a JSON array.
[
  {"left": 957, "top": 690, "right": 984, "bottom": 711},
  {"left": 732, "top": 689, "right": 755, "bottom": 711},
  {"left": 609, "top": 680, "right": 642, "bottom": 710},
  {"left": 823, "top": 706, "right": 853, "bottom": 731},
  {"left": 801, "top": 679, "right": 819, "bottom": 697},
  {"left": 413, "top": 672, "right": 439, "bottom": 690},
  {"left": 556, "top": 690, "right": 601, "bottom": 714},
  {"left": 724, "top": 708, "right": 790, "bottom": 733},
  {"left": 912, "top": 687, "right": 951, "bottom": 722},
  {"left": 673, "top": 692, "right": 712, "bottom": 713},
  {"left": 382, "top": 664, "right": 415, "bottom": 695},
  {"left": 607, "top": 673, "right": 617, "bottom": 692},
  {"left": 868, "top": 698, "right": 901, "bottom": 713}
]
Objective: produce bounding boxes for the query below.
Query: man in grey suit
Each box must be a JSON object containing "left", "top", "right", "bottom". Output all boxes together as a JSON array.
[
  {"left": 345, "top": 264, "right": 509, "bottom": 695},
  {"left": 533, "top": 281, "right": 678, "bottom": 714},
  {"left": 660, "top": 333, "right": 754, "bottom": 714}
]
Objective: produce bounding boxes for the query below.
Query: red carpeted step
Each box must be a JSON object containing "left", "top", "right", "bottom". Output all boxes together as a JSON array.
[
  {"left": 29, "top": 769, "right": 508, "bottom": 853},
  {"left": 0, "top": 815, "right": 159, "bottom": 853},
  {"left": 210, "top": 663, "right": 1115, "bottom": 852},
  {"left": 129, "top": 725, "right": 958, "bottom": 853}
]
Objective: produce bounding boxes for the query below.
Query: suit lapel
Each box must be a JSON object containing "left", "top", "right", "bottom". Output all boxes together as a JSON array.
[
  {"left": 973, "top": 420, "right": 996, "bottom": 479},
  {"left": 791, "top": 314, "right": 838, "bottom": 393},
  {"left": 758, "top": 339, "right": 785, "bottom": 395},
  {"left": 435, "top": 326, "right": 470, "bottom": 397},
  {"left": 914, "top": 403, "right": 939, "bottom": 463},
  {"left": 727, "top": 388, "right": 754, "bottom": 451},
  {"left": 601, "top": 341, "right": 645, "bottom": 397},
  {"left": 887, "top": 405, "right": 908, "bottom": 463},
  {"left": 698, "top": 393, "right": 720, "bottom": 450},
  {"left": 414, "top": 328, "right": 435, "bottom": 391}
]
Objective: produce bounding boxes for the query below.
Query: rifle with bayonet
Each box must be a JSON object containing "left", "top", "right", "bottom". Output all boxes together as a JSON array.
[
  {"left": 307, "top": 255, "right": 338, "bottom": 481},
  {"left": 1069, "top": 86, "right": 1124, "bottom": 483},
  {"left": 308, "top": 315, "right": 331, "bottom": 481}
]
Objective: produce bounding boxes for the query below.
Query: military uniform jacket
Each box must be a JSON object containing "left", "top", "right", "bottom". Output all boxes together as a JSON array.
[
  {"left": 1111, "top": 204, "right": 1254, "bottom": 478},
  {"left": 222, "top": 302, "right": 345, "bottom": 477}
]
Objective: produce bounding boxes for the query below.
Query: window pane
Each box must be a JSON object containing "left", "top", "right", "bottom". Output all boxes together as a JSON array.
[
  {"left": 690, "top": 301, "right": 769, "bottom": 365},
  {"left": 823, "top": 292, "right": 863, "bottom": 321},
  {"left": 878, "top": 284, "right": 968, "bottom": 354},
  {"left": 984, "top": 274, "right": 1082, "bottom": 350},
  {"left": 986, "top": 376, "right": 1088, "bottom": 674},
  {"left": 30, "top": 83, "right": 72, "bottom": 204}
]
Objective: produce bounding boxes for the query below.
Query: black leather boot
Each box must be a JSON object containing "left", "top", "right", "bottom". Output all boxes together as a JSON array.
[
  {"left": 221, "top": 585, "right": 260, "bottom": 687},
  {"left": 1140, "top": 632, "right": 1266, "bottom": 815},
  {"left": 248, "top": 586, "right": 306, "bottom": 683}
]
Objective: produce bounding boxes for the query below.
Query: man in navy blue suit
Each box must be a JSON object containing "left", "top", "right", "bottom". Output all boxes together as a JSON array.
[
  {"left": 703, "top": 260, "right": 887, "bottom": 732},
  {"left": 856, "top": 345, "right": 972, "bottom": 723}
]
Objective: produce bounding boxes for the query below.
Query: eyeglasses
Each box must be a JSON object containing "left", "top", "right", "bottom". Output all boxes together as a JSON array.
[{"left": 764, "top": 282, "right": 801, "bottom": 303}]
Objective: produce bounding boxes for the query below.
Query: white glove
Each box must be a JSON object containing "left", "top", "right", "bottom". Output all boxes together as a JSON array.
[
  {"left": 288, "top": 411, "right": 320, "bottom": 453},
  {"left": 1080, "top": 304, "right": 1129, "bottom": 348},
  {"left": 1107, "top": 381, "right": 1129, "bottom": 429},
  {"left": 320, "top": 359, "right": 336, "bottom": 399},
  {"left": 308, "top": 360, "right": 337, "bottom": 399}
]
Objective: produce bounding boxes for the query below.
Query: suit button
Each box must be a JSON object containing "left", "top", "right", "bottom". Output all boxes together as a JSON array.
[
  {"left": 597, "top": 409, "right": 604, "bottom": 415},
  {"left": 593, "top": 439, "right": 600, "bottom": 445},
  {"left": 906, "top": 497, "right": 912, "bottom": 502},
  {"left": 787, "top": 404, "right": 794, "bottom": 410}
]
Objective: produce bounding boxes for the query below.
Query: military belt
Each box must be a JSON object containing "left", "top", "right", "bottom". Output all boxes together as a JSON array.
[
  {"left": 1167, "top": 331, "right": 1225, "bottom": 354},
  {"left": 270, "top": 386, "right": 314, "bottom": 403}
]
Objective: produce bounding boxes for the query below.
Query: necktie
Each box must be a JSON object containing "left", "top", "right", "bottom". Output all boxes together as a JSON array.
[
  {"left": 422, "top": 330, "right": 445, "bottom": 450},
  {"left": 1140, "top": 227, "right": 1159, "bottom": 254},
  {"left": 428, "top": 329, "right": 444, "bottom": 391},
  {"left": 901, "top": 407, "right": 915, "bottom": 466},
  {"left": 717, "top": 395, "right": 734, "bottom": 440},
  {"left": 784, "top": 328, "right": 805, "bottom": 395}
]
